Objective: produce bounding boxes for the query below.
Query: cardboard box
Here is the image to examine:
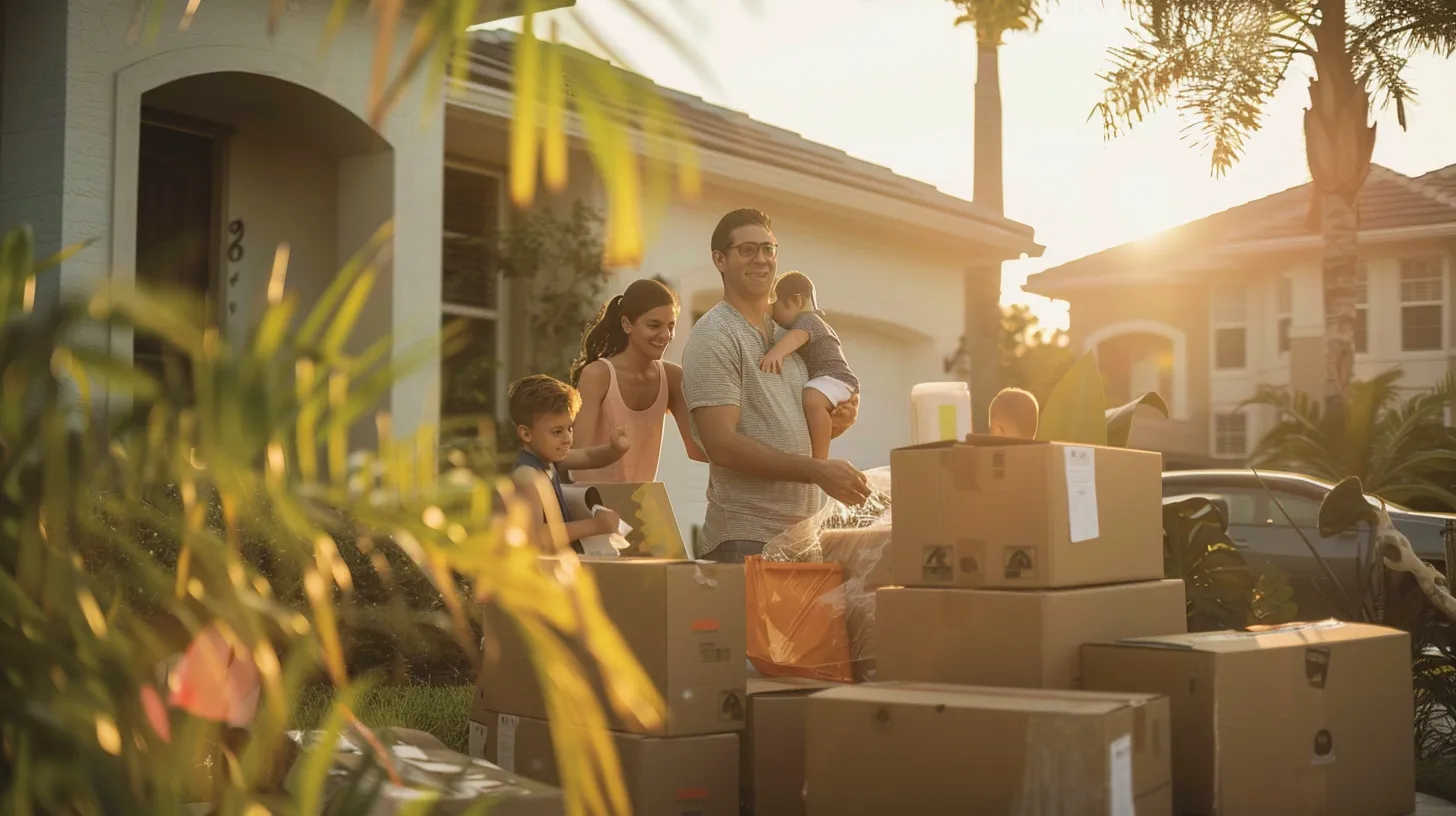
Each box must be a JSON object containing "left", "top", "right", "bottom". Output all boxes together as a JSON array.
[
  {"left": 473, "top": 558, "right": 747, "bottom": 737},
  {"left": 1081, "top": 620, "right": 1414, "bottom": 816},
  {"left": 571, "top": 482, "right": 688, "bottom": 558},
  {"left": 743, "top": 677, "right": 845, "bottom": 816},
  {"left": 891, "top": 437, "right": 1164, "bottom": 589},
  {"left": 469, "top": 711, "right": 738, "bottom": 816},
  {"left": 876, "top": 579, "right": 1186, "bottom": 689},
  {"left": 805, "top": 682, "right": 1172, "bottom": 815},
  {"left": 283, "top": 726, "right": 565, "bottom": 815}
]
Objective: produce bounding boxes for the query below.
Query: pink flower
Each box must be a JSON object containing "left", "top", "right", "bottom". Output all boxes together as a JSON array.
[
  {"left": 140, "top": 684, "right": 171, "bottom": 743},
  {"left": 167, "top": 625, "right": 260, "bottom": 727}
]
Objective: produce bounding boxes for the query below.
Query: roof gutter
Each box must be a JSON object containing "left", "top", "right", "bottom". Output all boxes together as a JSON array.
[
  {"left": 1027, "top": 220, "right": 1456, "bottom": 296},
  {"left": 446, "top": 80, "right": 1043, "bottom": 260}
]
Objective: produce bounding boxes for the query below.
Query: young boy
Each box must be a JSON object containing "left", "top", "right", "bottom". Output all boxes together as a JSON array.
[
  {"left": 988, "top": 387, "right": 1040, "bottom": 439},
  {"left": 758, "top": 271, "right": 859, "bottom": 460},
  {"left": 507, "top": 374, "right": 629, "bottom": 551}
]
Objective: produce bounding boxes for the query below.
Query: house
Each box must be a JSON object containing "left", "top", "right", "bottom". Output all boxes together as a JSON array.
[
  {"left": 1024, "top": 164, "right": 1456, "bottom": 468},
  {"left": 0, "top": 3, "right": 1041, "bottom": 543}
]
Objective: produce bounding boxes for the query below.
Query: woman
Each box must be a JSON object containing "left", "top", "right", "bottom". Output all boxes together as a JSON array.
[{"left": 569, "top": 278, "right": 707, "bottom": 482}]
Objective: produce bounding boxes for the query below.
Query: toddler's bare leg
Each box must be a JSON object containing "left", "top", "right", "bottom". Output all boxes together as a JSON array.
[{"left": 803, "top": 387, "right": 834, "bottom": 460}]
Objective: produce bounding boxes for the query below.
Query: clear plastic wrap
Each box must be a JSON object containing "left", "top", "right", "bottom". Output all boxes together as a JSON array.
[{"left": 760, "top": 466, "right": 892, "bottom": 683}]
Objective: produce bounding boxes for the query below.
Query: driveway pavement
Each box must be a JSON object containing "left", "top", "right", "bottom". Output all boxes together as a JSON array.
[{"left": 1418, "top": 793, "right": 1456, "bottom": 814}]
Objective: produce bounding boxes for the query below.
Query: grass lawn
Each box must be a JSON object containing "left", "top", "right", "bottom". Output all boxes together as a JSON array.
[{"left": 291, "top": 685, "right": 474, "bottom": 754}]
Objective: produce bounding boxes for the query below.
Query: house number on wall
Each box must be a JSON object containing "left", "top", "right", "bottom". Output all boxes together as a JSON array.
[{"left": 226, "top": 219, "right": 245, "bottom": 315}]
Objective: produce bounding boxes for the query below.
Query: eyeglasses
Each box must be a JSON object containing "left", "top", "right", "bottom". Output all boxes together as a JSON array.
[{"left": 722, "top": 242, "right": 778, "bottom": 260}]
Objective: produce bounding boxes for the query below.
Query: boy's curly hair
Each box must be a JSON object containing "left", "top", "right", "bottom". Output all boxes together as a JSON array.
[{"left": 508, "top": 375, "right": 582, "bottom": 428}]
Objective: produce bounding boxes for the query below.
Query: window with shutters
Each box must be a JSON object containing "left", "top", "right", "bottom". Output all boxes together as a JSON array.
[
  {"left": 1213, "top": 412, "right": 1248, "bottom": 458},
  {"left": 1399, "top": 257, "right": 1444, "bottom": 352},
  {"left": 440, "top": 163, "right": 506, "bottom": 432},
  {"left": 1211, "top": 283, "right": 1247, "bottom": 371}
]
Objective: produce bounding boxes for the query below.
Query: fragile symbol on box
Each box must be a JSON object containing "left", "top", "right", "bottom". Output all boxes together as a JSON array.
[
  {"left": 1305, "top": 647, "right": 1331, "bottom": 689},
  {"left": 1003, "top": 547, "right": 1037, "bottom": 579},
  {"left": 922, "top": 545, "right": 953, "bottom": 582},
  {"left": 1312, "top": 729, "right": 1335, "bottom": 765},
  {"left": 720, "top": 690, "right": 745, "bottom": 722}
]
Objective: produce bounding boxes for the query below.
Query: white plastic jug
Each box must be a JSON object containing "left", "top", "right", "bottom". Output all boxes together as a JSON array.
[{"left": 910, "top": 382, "right": 971, "bottom": 445}]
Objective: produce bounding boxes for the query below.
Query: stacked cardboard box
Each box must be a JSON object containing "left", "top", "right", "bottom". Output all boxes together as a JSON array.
[
  {"left": 469, "top": 557, "right": 746, "bottom": 816},
  {"left": 877, "top": 437, "right": 1188, "bottom": 689}
]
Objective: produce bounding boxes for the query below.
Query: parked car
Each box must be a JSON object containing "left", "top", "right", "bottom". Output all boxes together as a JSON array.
[{"left": 1162, "top": 469, "right": 1456, "bottom": 620}]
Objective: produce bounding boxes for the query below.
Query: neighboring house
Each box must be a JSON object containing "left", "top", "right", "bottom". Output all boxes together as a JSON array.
[
  {"left": 1025, "top": 164, "right": 1456, "bottom": 469},
  {"left": 0, "top": 6, "right": 1041, "bottom": 544}
]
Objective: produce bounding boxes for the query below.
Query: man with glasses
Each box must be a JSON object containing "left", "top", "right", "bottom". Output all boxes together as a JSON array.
[{"left": 682, "top": 208, "right": 871, "bottom": 563}]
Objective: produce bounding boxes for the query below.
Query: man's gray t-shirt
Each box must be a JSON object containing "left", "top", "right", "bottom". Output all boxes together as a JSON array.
[{"left": 683, "top": 302, "right": 821, "bottom": 554}]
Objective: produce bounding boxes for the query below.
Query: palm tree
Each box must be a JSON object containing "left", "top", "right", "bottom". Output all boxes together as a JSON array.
[
  {"left": 1242, "top": 368, "right": 1456, "bottom": 509},
  {"left": 949, "top": 0, "right": 1052, "bottom": 429},
  {"left": 1095, "top": 0, "right": 1456, "bottom": 416}
]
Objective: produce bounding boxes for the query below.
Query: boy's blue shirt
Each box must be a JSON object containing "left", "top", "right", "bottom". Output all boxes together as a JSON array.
[{"left": 513, "top": 449, "right": 583, "bottom": 554}]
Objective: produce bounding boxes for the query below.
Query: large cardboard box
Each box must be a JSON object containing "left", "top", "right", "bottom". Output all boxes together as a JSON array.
[
  {"left": 473, "top": 558, "right": 747, "bottom": 737},
  {"left": 469, "top": 711, "right": 738, "bottom": 816},
  {"left": 805, "top": 682, "right": 1172, "bottom": 815},
  {"left": 743, "top": 677, "right": 845, "bottom": 816},
  {"left": 569, "top": 482, "right": 688, "bottom": 558},
  {"left": 876, "top": 579, "right": 1187, "bottom": 689},
  {"left": 891, "top": 437, "right": 1163, "bottom": 589},
  {"left": 1081, "top": 621, "right": 1414, "bottom": 816}
]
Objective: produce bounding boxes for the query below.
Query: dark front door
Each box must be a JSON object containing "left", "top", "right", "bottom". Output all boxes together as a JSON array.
[{"left": 135, "top": 121, "right": 216, "bottom": 387}]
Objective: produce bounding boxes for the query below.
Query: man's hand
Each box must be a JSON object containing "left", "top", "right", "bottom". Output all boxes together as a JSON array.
[
  {"left": 594, "top": 507, "right": 622, "bottom": 536},
  {"left": 609, "top": 425, "right": 631, "bottom": 453},
  {"left": 758, "top": 349, "right": 788, "bottom": 375},
  {"left": 813, "top": 459, "right": 871, "bottom": 507},
  {"left": 829, "top": 392, "right": 860, "bottom": 439}
]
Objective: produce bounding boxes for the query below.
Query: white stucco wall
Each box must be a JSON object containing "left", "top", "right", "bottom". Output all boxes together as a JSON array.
[{"left": 0, "top": 0, "right": 444, "bottom": 437}]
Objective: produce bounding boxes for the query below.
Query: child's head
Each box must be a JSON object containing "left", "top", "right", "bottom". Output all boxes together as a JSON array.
[
  {"left": 771, "top": 271, "right": 820, "bottom": 329},
  {"left": 988, "top": 387, "right": 1040, "bottom": 439},
  {"left": 508, "top": 375, "right": 582, "bottom": 464}
]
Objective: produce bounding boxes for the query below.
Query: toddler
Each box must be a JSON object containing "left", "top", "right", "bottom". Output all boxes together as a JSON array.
[
  {"left": 759, "top": 271, "right": 859, "bottom": 460},
  {"left": 988, "top": 387, "right": 1040, "bottom": 439},
  {"left": 507, "top": 374, "right": 629, "bottom": 552}
]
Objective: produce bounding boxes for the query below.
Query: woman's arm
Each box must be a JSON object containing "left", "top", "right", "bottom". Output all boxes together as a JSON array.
[
  {"left": 571, "top": 360, "right": 610, "bottom": 452},
  {"left": 665, "top": 363, "right": 708, "bottom": 463}
]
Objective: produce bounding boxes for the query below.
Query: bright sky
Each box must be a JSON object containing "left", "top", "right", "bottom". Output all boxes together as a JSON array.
[{"left": 488, "top": 0, "right": 1456, "bottom": 333}]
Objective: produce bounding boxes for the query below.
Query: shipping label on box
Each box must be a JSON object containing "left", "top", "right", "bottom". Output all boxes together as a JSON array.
[
  {"left": 890, "top": 437, "right": 1164, "bottom": 589},
  {"left": 473, "top": 558, "right": 746, "bottom": 737},
  {"left": 805, "top": 682, "right": 1171, "bottom": 815},
  {"left": 470, "top": 711, "right": 739, "bottom": 816},
  {"left": 876, "top": 579, "right": 1187, "bottom": 689},
  {"left": 1081, "top": 621, "right": 1414, "bottom": 816}
]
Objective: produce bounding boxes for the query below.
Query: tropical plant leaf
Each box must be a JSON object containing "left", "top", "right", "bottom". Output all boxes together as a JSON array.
[
  {"left": 1036, "top": 351, "right": 1107, "bottom": 446},
  {"left": 1105, "top": 391, "right": 1169, "bottom": 448}
]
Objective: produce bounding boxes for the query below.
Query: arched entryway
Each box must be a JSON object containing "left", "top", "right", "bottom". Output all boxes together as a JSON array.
[{"left": 1083, "top": 320, "right": 1189, "bottom": 420}]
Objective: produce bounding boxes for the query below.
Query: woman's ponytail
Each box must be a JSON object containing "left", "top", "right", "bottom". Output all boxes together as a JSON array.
[
  {"left": 570, "top": 294, "right": 628, "bottom": 385},
  {"left": 569, "top": 279, "right": 680, "bottom": 385}
]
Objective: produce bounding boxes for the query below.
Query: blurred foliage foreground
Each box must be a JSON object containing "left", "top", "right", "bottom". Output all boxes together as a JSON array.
[{"left": 0, "top": 223, "right": 659, "bottom": 815}]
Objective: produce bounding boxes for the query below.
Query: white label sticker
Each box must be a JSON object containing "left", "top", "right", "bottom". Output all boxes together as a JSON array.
[
  {"left": 1109, "top": 733, "right": 1134, "bottom": 816},
  {"left": 467, "top": 721, "right": 489, "bottom": 759},
  {"left": 1064, "top": 446, "right": 1100, "bottom": 543},
  {"left": 391, "top": 744, "right": 428, "bottom": 761},
  {"left": 497, "top": 714, "right": 520, "bottom": 773}
]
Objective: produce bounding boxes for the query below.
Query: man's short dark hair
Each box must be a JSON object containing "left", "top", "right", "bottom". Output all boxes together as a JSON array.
[
  {"left": 711, "top": 208, "right": 772, "bottom": 253},
  {"left": 508, "top": 374, "right": 581, "bottom": 428}
]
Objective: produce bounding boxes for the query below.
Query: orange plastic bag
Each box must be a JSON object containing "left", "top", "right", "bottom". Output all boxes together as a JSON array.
[{"left": 744, "top": 555, "right": 855, "bottom": 683}]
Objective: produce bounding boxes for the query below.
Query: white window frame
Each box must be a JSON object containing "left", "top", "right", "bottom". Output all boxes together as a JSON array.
[
  {"left": 1211, "top": 409, "right": 1250, "bottom": 459},
  {"left": 441, "top": 158, "right": 509, "bottom": 423},
  {"left": 1210, "top": 282, "right": 1249, "bottom": 376},
  {"left": 1398, "top": 255, "right": 1447, "bottom": 356},
  {"left": 1275, "top": 274, "right": 1292, "bottom": 359}
]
